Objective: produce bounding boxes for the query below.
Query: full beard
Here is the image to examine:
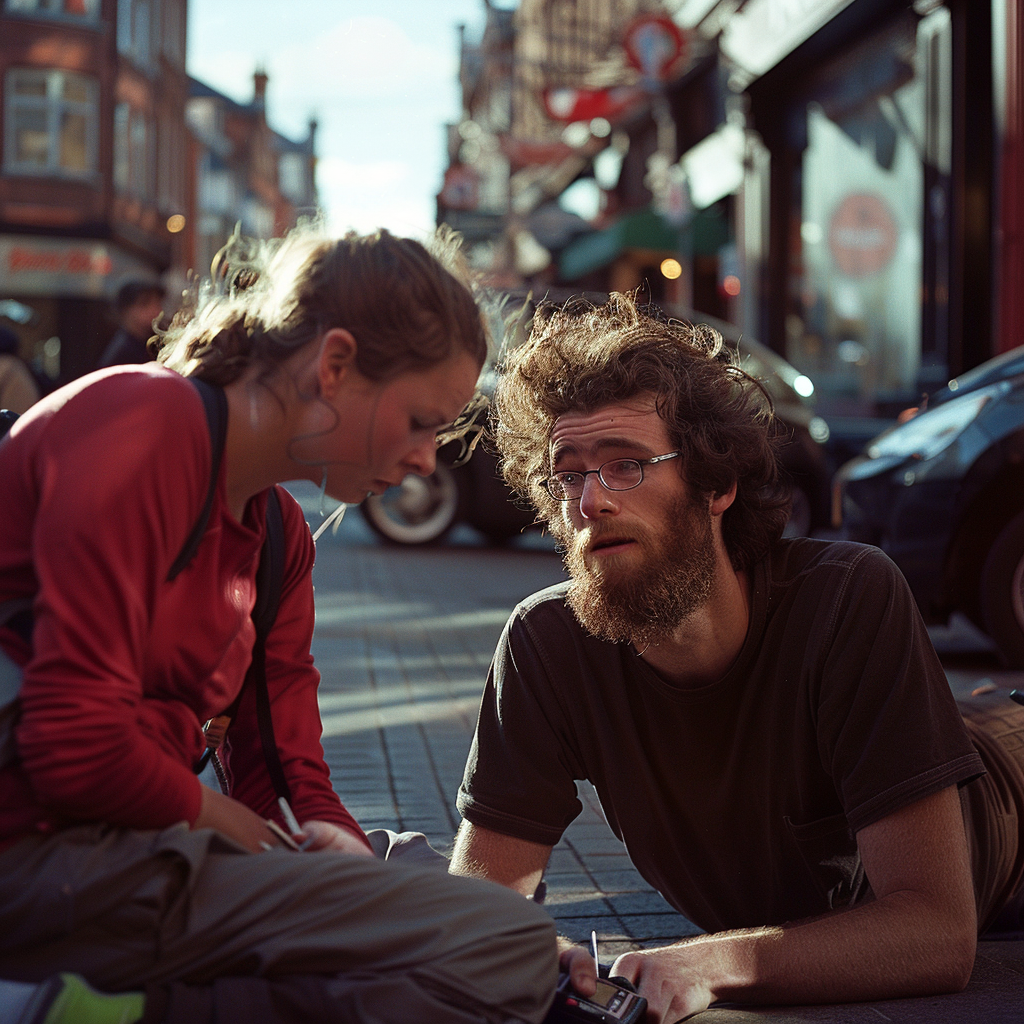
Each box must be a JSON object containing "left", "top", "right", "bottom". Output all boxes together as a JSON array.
[{"left": 551, "top": 493, "right": 718, "bottom": 649}]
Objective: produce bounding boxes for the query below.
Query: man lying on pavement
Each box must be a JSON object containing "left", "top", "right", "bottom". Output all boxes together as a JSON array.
[{"left": 449, "top": 293, "right": 1024, "bottom": 1024}]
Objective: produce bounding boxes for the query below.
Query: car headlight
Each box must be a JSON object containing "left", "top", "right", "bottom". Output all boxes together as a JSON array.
[{"left": 865, "top": 382, "right": 1006, "bottom": 462}]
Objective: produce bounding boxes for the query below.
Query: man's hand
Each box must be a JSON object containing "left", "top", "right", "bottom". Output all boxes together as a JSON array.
[
  {"left": 296, "top": 819, "right": 374, "bottom": 856},
  {"left": 604, "top": 787, "right": 976, "bottom": 1018},
  {"left": 611, "top": 946, "right": 715, "bottom": 1023}
]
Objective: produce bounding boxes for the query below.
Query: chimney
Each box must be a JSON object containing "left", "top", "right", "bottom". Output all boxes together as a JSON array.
[{"left": 253, "top": 68, "right": 268, "bottom": 110}]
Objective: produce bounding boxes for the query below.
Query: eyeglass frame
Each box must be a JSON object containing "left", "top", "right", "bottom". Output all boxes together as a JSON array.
[{"left": 542, "top": 451, "right": 682, "bottom": 502}]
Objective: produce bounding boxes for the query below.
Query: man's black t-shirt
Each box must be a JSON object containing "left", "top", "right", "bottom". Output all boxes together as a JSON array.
[{"left": 458, "top": 539, "right": 985, "bottom": 932}]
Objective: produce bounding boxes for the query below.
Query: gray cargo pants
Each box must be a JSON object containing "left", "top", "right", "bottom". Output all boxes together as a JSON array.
[{"left": 0, "top": 822, "right": 557, "bottom": 1023}]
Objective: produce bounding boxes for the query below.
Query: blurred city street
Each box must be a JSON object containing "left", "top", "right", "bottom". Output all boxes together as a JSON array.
[{"left": 298, "top": 484, "right": 1024, "bottom": 1022}]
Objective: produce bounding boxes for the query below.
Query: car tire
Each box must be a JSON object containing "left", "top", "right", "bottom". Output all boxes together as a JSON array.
[
  {"left": 980, "top": 508, "right": 1024, "bottom": 668},
  {"left": 361, "top": 465, "right": 460, "bottom": 546}
]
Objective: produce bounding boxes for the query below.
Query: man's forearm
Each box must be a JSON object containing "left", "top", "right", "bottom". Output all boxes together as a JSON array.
[
  {"left": 450, "top": 820, "right": 550, "bottom": 897},
  {"left": 614, "top": 890, "right": 975, "bottom": 1020}
]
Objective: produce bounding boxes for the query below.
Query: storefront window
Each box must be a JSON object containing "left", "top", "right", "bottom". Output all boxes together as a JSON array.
[
  {"left": 786, "top": 8, "right": 951, "bottom": 416},
  {"left": 3, "top": 69, "right": 98, "bottom": 178}
]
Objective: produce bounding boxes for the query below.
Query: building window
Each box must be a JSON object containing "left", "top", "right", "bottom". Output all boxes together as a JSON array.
[
  {"left": 113, "top": 100, "right": 155, "bottom": 199},
  {"left": 4, "top": 0, "right": 100, "bottom": 22},
  {"left": 118, "top": 0, "right": 152, "bottom": 69},
  {"left": 278, "top": 152, "right": 307, "bottom": 203},
  {"left": 3, "top": 68, "right": 97, "bottom": 177},
  {"left": 113, "top": 102, "right": 130, "bottom": 190},
  {"left": 157, "top": 115, "right": 184, "bottom": 211}
]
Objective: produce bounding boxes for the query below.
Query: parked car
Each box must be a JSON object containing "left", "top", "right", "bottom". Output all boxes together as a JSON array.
[
  {"left": 834, "top": 345, "right": 1024, "bottom": 667},
  {"left": 362, "top": 304, "right": 831, "bottom": 548}
]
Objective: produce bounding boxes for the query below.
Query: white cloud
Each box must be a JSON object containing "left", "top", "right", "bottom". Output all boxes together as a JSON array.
[
  {"left": 273, "top": 17, "right": 456, "bottom": 103},
  {"left": 316, "top": 156, "right": 436, "bottom": 237}
]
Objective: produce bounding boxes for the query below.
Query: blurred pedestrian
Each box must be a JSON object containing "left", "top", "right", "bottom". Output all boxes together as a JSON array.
[
  {"left": 95, "top": 279, "right": 166, "bottom": 368},
  {"left": 0, "top": 226, "right": 556, "bottom": 1024},
  {"left": 0, "top": 327, "right": 39, "bottom": 415}
]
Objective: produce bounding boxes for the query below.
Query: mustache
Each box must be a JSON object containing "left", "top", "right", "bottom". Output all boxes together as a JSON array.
[{"left": 577, "top": 525, "right": 641, "bottom": 554}]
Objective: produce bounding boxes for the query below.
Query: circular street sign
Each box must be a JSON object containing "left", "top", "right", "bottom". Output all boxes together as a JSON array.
[
  {"left": 828, "top": 193, "right": 898, "bottom": 278},
  {"left": 623, "top": 14, "right": 687, "bottom": 83}
]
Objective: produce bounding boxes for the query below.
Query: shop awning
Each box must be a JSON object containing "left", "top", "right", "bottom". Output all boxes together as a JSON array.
[{"left": 559, "top": 207, "right": 685, "bottom": 281}]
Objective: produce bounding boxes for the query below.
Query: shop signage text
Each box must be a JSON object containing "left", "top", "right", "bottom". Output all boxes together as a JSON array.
[{"left": 0, "top": 236, "right": 151, "bottom": 298}]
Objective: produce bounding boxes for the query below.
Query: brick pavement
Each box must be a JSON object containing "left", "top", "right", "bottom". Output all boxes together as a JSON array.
[{"left": 300, "top": 489, "right": 1023, "bottom": 1022}]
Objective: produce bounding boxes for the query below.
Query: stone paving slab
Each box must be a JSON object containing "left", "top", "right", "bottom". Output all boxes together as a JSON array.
[{"left": 298, "top": 491, "right": 1023, "bottom": 1022}]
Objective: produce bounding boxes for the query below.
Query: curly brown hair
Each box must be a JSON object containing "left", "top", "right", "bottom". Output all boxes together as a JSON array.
[
  {"left": 157, "top": 224, "right": 487, "bottom": 385},
  {"left": 493, "top": 292, "right": 791, "bottom": 570}
]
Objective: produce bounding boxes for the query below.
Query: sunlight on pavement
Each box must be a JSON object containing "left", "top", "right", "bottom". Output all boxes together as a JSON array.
[
  {"left": 317, "top": 678, "right": 484, "bottom": 714},
  {"left": 319, "top": 694, "right": 483, "bottom": 736},
  {"left": 315, "top": 605, "right": 515, "bottom": 632}
]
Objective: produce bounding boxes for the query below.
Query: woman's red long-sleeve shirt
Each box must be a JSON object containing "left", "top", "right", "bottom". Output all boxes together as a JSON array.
[{"left": 0, "top": 366, "right": 366, "bottom": 849}]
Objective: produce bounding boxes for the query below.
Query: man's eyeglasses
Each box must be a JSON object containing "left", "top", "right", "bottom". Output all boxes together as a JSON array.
[{"left": 542, "top": 451, "right": 682, "bottom": 502}]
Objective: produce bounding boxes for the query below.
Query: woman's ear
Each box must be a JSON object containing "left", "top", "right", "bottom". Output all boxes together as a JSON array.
[{"left": 317, "top": 328, "right": 357, "bottom": 399}]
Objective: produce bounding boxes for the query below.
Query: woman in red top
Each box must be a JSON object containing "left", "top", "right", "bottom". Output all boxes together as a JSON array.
[{"left": 0, "top": 229, "right": 557, "bottom": 1024}]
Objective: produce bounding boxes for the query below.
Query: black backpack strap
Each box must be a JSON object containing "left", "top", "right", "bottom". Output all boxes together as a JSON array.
[
  {"left": 249, "top": 486, "right": 291, "bottom": 804},
  {"left": 168, "top": 378, "right": 228, "bottom": 582},
  {"left": 195, "top": 487, "right": 291, "bottom": 805}
]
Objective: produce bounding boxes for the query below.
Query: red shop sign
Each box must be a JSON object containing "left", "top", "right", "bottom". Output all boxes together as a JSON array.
[{"left": 828, "top": 193, "right": 898, "bottom": 278}]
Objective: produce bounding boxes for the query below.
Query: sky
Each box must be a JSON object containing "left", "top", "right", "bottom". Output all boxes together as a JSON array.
[{"left": 187, "top": 0, "right": 495, "bottom": 241}]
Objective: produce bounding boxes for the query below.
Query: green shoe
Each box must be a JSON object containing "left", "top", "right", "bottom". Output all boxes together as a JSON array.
[{"left": 19, "top": 973, "right": 144, "bottom": 1024}]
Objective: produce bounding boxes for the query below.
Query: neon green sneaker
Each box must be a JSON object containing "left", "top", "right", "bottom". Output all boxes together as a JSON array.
[{"left": 17, "top": 974, "right": 144, "bottom": 1024}]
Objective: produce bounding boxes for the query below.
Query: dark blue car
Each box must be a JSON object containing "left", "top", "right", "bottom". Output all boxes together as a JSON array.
[{"left": 835, "top": 347, "right": 1024, "bottom": 666}]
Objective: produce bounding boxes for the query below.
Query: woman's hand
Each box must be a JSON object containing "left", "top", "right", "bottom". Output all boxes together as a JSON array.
[
  {"left": 296, "top": 819, "right": 375, "bottom": 856},
  {"left": 195, "top": 784, "right": 290, "bottom": 852}
]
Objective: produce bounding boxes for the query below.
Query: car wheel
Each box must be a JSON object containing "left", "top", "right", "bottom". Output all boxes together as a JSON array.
[
  {"left": 980, "top": 508, "right": 1024, "bottom": 668},
  {"left": 361, "top": 465, "right": 460, "bottom": 546}
]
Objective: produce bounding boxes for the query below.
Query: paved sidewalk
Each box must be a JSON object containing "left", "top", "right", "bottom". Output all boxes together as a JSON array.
[{"left": 303, "top": 493, "right": 1023, "bottom": 1022}]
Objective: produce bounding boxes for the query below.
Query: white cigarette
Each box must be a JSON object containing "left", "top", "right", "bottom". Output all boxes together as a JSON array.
[{"left": 278, "top": 796, "right": 302, "bottom": 837}]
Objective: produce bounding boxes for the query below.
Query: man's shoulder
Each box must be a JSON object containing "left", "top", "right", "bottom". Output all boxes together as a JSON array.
[
  {"left": 758, "top": 538, "right": 915, "bottom": 647},
  {"left": 509, "top": 580, "right": 593, "bottom": 647},
  {"left": 516, "top": 579, "right": 572, "bottom": 614},
  {"left": 767, "top": 536, "right": 899, "bottom": 586}
]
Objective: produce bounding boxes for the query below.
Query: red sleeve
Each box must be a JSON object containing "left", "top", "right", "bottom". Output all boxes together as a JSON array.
[
  {"left": 15, "top": 370, "right": 206, "bottom": 828},
  {"left": 224, "top": 488, "right": 370, "bottom": 848}
]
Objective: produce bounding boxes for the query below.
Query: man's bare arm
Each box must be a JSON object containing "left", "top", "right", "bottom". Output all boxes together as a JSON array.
[
  {"left": 611, "top": 785, "right": 977, "bottom": 1023},
  {"left": 450, "top": 821, "right": 603, "bottom": 994},
  {"left": 450, "top": 820, "right": 551, "bottom": 896}
]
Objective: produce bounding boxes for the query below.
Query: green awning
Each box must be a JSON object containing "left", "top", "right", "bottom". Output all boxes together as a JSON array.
[
  {"left": 559, "top": 207, "right": 684, "bottom": 281},
  {"left": 559, "top": 202, "right": 732, "bottom": 281}
]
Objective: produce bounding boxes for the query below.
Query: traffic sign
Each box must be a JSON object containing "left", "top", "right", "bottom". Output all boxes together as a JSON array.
[{"left": 623, "top": 14, "right": 687, "bottom": 83}]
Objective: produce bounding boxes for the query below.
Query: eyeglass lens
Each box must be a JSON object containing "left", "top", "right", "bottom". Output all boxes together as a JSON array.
[{"left": 549, "top": 459, "right": 642, "bottom": 499}]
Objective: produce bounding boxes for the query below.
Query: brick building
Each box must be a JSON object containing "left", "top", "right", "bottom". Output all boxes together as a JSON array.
[
  {"left": 0, "top": 0, "right": 189, "bottom": 383},
  {"left": 0, "top": 1, "right": 318, "bottom": 387},
  {"left": 186, "top": 71, "right": 318, "bottom": 285}
]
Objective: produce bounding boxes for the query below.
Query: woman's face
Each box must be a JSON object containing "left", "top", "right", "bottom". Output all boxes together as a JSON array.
[{"left": 315, "top": 348, "right": 481, "bottom": 504}]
